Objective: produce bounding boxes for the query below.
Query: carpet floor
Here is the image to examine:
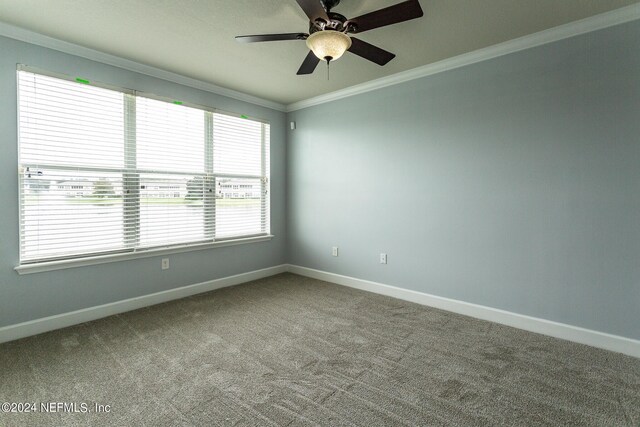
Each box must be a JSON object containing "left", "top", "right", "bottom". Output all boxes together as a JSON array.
[{"left": 1, "top": 273, "right": 638, "bottom": 426}]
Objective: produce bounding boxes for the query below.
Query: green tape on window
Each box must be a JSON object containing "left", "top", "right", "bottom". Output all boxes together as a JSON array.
[
  {"left": 75, "top": 78, "right": 90, "bottom": 84},
  {"left": 173, "top": 101, "right": 183, "bottom": 105},
  {"left": 240, "top": 115, "right": 248, "bottom": 119}
]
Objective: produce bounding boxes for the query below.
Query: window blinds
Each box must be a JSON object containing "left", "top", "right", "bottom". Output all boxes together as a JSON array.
[
  {"left": 213, "top": 114, "right": 268, "bottom": 239},
  {"left": 18, "top": 68, "right": 270, "bottom": 264}
]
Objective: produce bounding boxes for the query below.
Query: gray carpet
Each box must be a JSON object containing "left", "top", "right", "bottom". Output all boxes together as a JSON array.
[{"left": 1, "top": 273, "right": 638, "bottom": 426}]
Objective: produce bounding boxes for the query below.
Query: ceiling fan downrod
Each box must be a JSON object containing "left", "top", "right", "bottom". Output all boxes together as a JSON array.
[{"left": 322, "top": 0, "right": 341, "bottom": 13}]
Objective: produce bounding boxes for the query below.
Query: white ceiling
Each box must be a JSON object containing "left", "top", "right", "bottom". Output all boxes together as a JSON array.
[{"left": 0, "top": 0, "right": 638, "bottom": 106}]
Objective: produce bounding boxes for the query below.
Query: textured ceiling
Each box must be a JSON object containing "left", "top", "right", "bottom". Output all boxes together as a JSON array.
[{"left": 0, "top": 0, "right": 638, "bottom": 106}]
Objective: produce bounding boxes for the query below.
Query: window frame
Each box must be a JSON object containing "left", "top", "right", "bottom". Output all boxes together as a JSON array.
[{"left": 15, "top": 65, "right": 272, "bottom": 274}]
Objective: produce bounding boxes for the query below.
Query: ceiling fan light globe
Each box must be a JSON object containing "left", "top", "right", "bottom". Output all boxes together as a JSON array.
[{"left": 306, "top": 30, "right": 351, "bottom": 62}]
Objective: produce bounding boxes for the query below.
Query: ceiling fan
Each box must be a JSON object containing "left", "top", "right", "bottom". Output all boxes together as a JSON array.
[{"left": 235, "top": 0, "right": 424, "bottom": 75}]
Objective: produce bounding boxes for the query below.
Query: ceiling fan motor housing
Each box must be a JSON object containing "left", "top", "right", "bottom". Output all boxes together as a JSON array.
[{"left": 309, "top": 12, "right": 352, "bottom": 34}]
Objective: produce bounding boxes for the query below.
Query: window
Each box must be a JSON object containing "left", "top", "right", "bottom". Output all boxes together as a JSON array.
[{"left": 17, "top": 67, "right": 270, "bottom": 264}]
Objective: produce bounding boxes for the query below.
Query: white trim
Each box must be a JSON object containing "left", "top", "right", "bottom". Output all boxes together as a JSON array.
[
  {"left": 0, "top": 22, "right": 286, "bottom": 112},
  {"left": 3, "top": 5, "right": 639, "bottom": 115},
  {"left": 286, "top": 3, "right": 640, "bottom": 112},
  {"left": 15, "top": 235, "right": 275, "bottom": 275},
  {"left": 3, "top": 263, "right": 639, "bottom": 358},
  {"left": 1, "top": 5, "right": 638, "bottom": 114},
  {"left": 0, "top": 264, "right": 287, "bottom": 344},
  {"left": 287, "top": 265, "right": 640, "bottom": 359}
]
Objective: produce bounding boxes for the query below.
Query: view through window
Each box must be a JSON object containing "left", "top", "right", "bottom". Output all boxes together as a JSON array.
[{"left": 18, "top": 68, "right": 270, "bottom": 264}]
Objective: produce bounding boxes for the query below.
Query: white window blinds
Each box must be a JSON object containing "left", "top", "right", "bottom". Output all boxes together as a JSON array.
[
  {"left": 135, "top": 97, "right": 209, "bottom": 248},
  {"left": 213, "top": 114, "right": 268, "bottom": 239},
  {"left": 18, "top": 68, "right": 270, "bottom": 264}
]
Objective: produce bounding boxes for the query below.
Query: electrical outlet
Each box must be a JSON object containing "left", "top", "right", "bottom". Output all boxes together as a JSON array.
[
  {"left": 379, "top": 253, "right": 387, "bottom": 264},
  {"left": 161, "top": 258, "right": 170, "bottom": 270},
  {"left": 332, "top": 246, "right": 339, "bottom": 257}
]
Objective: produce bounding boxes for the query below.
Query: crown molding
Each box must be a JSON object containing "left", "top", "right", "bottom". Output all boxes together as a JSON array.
[
  {"left": 1, "top": 2, "right": 638, "bottom": 115},
  {"left": 286, "top": 3, "right": 640, "bottom": 112},
  {"left": 0, "top": 22, "right": 287, "bottom": 112}
]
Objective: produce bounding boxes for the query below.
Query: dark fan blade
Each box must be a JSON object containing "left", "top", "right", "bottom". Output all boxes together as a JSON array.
[
  {"left": 235, "top": 33, "right": 308, "bottom": 43},
  {"left": 349, "top": 0, "right": 423, "bottom": 33},
  {"left": 295, "top": 0, "right": 330, "bottom": 23},
  {"left": 297, "top": 50, "right": 321, "bottom": 75},
  {"left": 348, "top": 37, "right": 395, "bottom": 65}
]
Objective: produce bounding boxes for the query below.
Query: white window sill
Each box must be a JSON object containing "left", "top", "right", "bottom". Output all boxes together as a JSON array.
[{"left": 14, "top": 235, "right": 274, "bottom": 275}]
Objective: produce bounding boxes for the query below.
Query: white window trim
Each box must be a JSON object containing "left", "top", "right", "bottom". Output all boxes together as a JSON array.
[
  {"left": 14, "top": 234, "right": 274, "bottom": 275},
  {"left": 15, "top": 65, "right": 272, "bottom": 270}
]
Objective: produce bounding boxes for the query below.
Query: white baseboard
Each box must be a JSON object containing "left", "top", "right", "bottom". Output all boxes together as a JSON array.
[
  {"left": 3, "top": 263, "right": 638, "bottom": 359},
  {"left": 0, "top": 264, "right": 287, "bottom": 344},
  {"left": 287, "top": 265, "right": 640, "bottom": 359}
]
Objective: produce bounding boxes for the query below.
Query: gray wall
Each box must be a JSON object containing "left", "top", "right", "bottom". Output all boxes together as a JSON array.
[
  {"left": 287, "top": 21, "right": 640, "bottom": 340},
  {"left": 0, "top": 36, "right": 287, "bottom": 327}
]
